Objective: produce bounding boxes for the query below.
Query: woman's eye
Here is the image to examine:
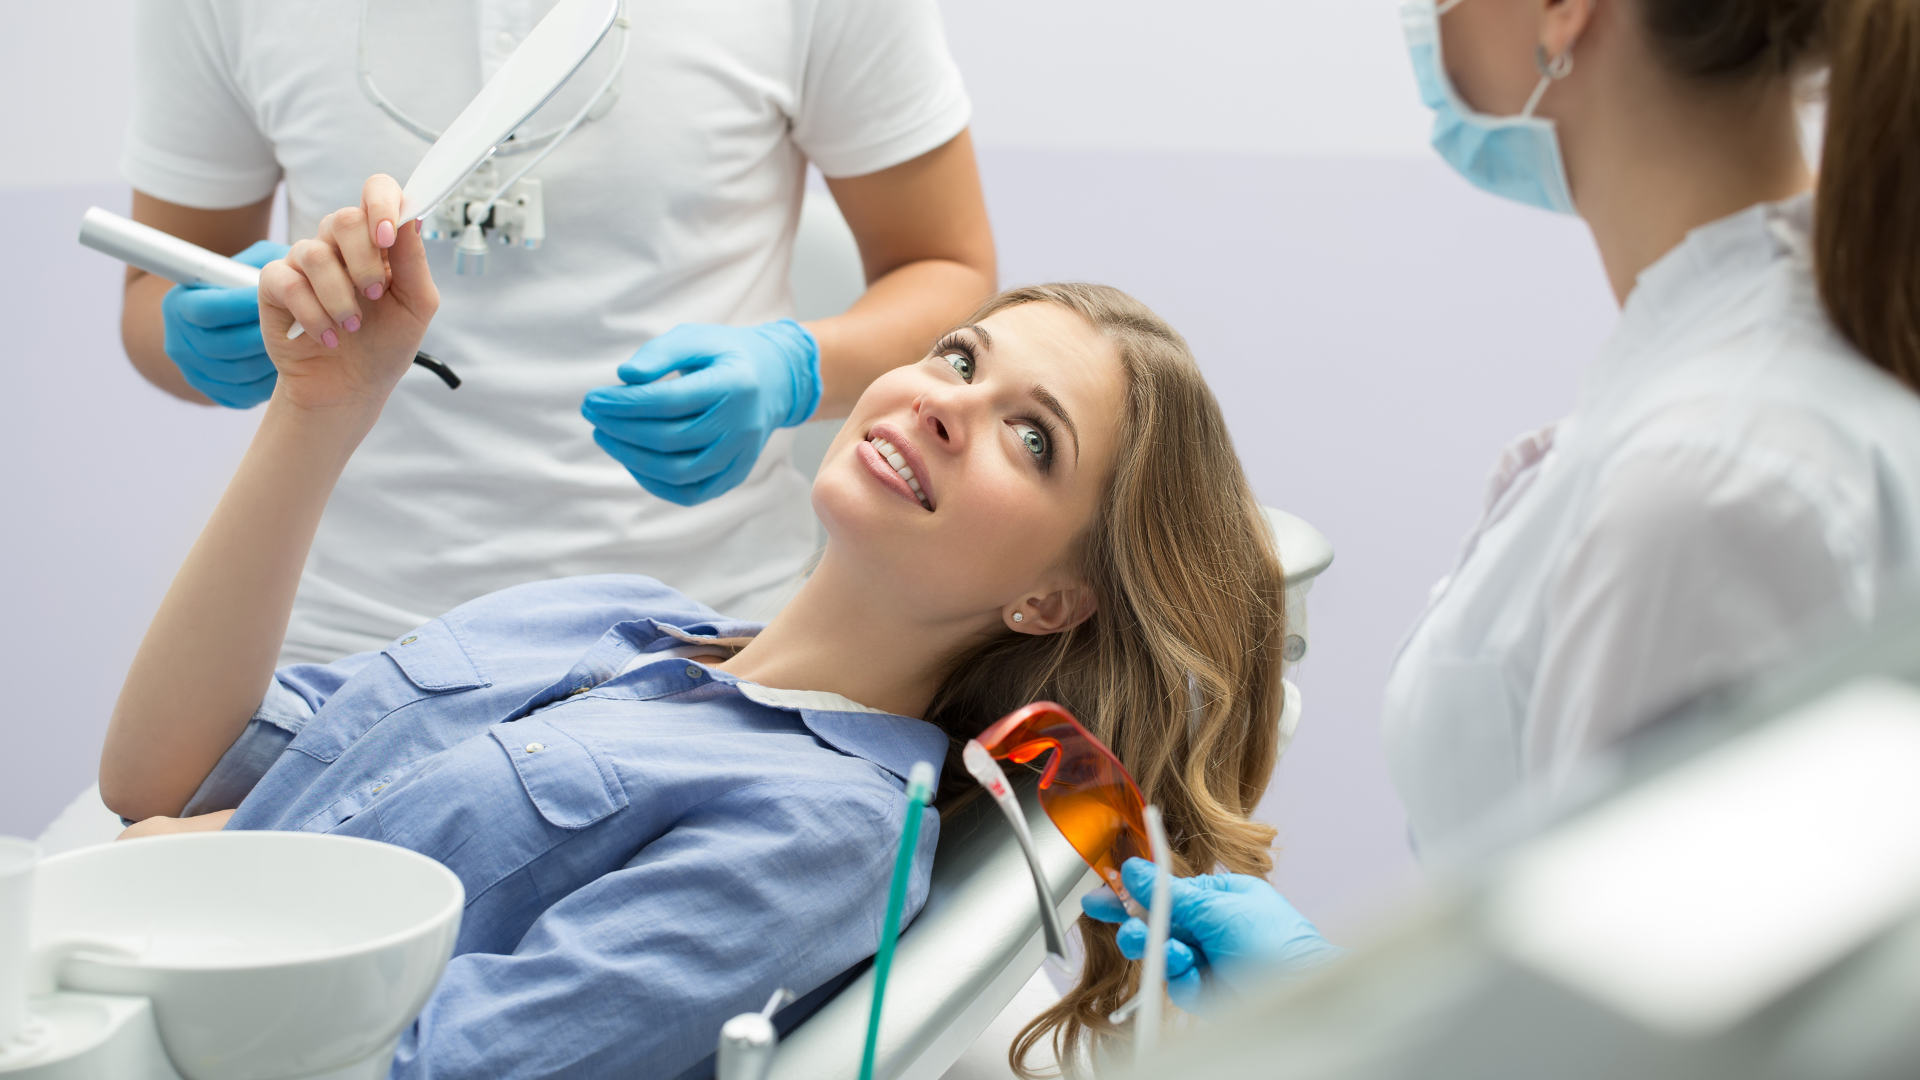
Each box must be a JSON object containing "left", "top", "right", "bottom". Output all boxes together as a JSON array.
[
  {"left": 1013, "top": 423, "right": 1048, "bottom": 460},
  {"left": 943, "top": 351, "right": 975, "bottom": 382}
]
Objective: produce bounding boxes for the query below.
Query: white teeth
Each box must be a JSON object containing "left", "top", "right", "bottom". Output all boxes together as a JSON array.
[{"left": 869, "top": 434, "right": 931, "bottom": 508}]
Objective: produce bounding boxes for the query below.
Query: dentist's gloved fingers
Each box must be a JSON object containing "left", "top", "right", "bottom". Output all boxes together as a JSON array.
[
  {"left": 1121, "top": 859, "right": 1243, "bottom": 922},
  {"left": 172, "top": 320, "right": 274, "bottom": 361},
  {"left": 1081, "top": 887, "right": 1130, "bottom": 924},
  {"left": 588, "top": 364, "right": 741, "bottom": 420},
  {"left": 1166, "top": 968, "right": 1206, "bottom": 1015},
  {"left": 1113, "top": 918, "right": 1198, "bottom": 979},
  {"left": 359, "top": 173, "right": 404, "bottom": 254},
  {"left": 589, "top": 428, "right": 744, "bottom": 487},
  {"left": 231, "top": 240, "right": 291, "bottom": 270},
  {"left": 320, "top": 206, "right": 390, "bottom": 300},
  {"left": 168, "top": 284, "right": 264, "bottom": 330},
  {"left": 179, "top": 366, "right": 277, "bottom": 409},
  {"left": 287, "top": 237, "right": 361, "bottom": 337},
  {"left": 172, "top": 348, "right": 277, "bottom": 387},
  {"left": 618, "top": 323, "right": 744, "bottom": 383},
  {"left": 579, "top": 408, "right": 737, "bottom": 455},
  {"left": 600, "top": 437, "right": 756, "bottom": 507}
]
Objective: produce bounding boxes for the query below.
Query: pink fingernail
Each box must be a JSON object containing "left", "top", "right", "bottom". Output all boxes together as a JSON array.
[
  {"left": 322, "top": 329, "right": 339, "bottom": 349},
  {"left": 376, "top": 220, "right": 396, "bottom": 248},
  {"left": 365, "top": 282, "right": 384, "bottom": 300},
  {"left": 342, "top": 314, "right": 362, "bottom": 333},
  {"left": 413, "top": 219, "right": 423, "bottom": 234}
]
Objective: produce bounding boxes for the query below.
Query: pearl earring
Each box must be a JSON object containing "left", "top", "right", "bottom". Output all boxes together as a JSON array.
[{"left": 1012, "top": 612, "right": 1024, "bottom": 623}]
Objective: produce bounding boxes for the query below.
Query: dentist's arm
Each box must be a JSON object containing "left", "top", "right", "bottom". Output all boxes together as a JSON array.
[{"left": 100, "top": 184, "right": 437, "bottom": 822}]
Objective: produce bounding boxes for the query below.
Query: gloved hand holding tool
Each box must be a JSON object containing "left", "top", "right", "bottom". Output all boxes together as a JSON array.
[
  {"left": 581, "top": 320, "right": 821, "bottom": 506},
  {"left": 160, "top": 240, "right": 291, "bottom": 408},
  {"left": 1082, "top": 857, "right": 1345, "bottom": 1018}
]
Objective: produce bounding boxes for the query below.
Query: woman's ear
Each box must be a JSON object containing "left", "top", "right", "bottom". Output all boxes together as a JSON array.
[
  {"left": 1539, "top": 0, "right": 1597, "bottom": 65},
  {"left": 1004, "top": 584, "right": 1097, "bottom": 635}
]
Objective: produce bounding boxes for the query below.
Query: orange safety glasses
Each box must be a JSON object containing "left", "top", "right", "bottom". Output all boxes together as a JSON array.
[{"left": 968, "top": 701, "right": 1152, "bottom": 915}]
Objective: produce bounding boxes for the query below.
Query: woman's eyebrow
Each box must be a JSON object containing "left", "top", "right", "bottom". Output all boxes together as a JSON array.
[{"left": 1028, "top": 384, "right": 1080, "bottom": 459}]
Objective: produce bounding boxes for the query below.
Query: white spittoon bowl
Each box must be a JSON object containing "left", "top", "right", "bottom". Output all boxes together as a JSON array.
[{"left": 30, "top": 832, "right": 462, "bottom": 1080}]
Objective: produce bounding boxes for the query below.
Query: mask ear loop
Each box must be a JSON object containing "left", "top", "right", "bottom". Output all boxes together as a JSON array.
[
  {"left": 963, "top": 741, "right": 1072, "bottom": 960},
  {"left": 1523, "top": 43, "right": 1575, "bottom": 117}
]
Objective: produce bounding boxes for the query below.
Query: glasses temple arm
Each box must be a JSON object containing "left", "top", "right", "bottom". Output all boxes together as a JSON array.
[{"left": 963, "top": 741, "right": 1070, "bottom": 962}]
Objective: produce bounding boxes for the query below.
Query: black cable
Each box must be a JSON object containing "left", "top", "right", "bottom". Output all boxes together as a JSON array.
[{"left": 412, "top": 351, "right": 460, "bottom": 389}]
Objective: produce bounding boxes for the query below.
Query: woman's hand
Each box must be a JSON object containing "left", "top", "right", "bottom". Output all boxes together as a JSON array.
[
  {"left": 258, "top": 174, "right": 439, "bottom": 413},
  {"left": 116, "top": 809, "right": 237, "bottom": 841}
]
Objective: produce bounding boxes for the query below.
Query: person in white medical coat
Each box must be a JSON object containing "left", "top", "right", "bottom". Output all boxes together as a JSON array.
[
  {"left": 1086, "top": 0, "right": 1920, "bottom": 1010},
  {"left": 117, "top": 0, "right": 996, "bottom": 662}
]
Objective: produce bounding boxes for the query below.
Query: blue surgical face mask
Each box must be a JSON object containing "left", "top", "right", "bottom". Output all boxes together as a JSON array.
[{"left": 1400, "top": 0, "right": 1578, "bottom": 215}]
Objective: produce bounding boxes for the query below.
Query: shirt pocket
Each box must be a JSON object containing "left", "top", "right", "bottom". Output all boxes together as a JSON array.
[
  {"left": 490, "top": 718, "right": 629, "bottom": 829},
  {"left": 288, "top": 618, "right": 493, "bottom": 765}
]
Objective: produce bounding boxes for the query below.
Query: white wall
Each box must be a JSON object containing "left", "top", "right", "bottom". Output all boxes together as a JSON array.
[{"left": 0, "top": 0, "right": 1622, "bottom": 933}]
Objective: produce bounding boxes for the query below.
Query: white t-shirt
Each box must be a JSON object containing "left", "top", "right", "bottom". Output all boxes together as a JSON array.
[
  {"left": 1382, "top": 195, "right": 1920, "bottom": 855},
  {"left": 125, "top": 0, "right": 971, "bottom": 662}
]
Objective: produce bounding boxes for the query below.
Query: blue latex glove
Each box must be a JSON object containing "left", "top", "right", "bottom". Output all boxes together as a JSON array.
[
  {"left": 581, "top": 320, "right": 821, "bottom": 506},
  {"left": 160, "top": 240, "right": 291, "bottom": 408},
  {"left": 1082, "top": 857, "right": 1344, "bottom": 1017}
]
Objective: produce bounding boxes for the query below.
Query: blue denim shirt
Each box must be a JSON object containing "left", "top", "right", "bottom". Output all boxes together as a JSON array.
[{"left": 190, "top": 575, "right": 948, "bottom": 1080}]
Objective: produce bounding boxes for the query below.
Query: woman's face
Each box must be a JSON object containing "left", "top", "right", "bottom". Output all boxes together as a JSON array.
[{"left": 814, "top": 302, "right": 1127, "bottom": 629}]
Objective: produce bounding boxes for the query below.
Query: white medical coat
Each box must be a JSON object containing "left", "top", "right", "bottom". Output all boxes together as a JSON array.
[
  {"left": 123, "top": 0, "right": 971, "bottom": 661},
  {"left": 1383, "top": 195, "right": 1920, "bottom": 852}
]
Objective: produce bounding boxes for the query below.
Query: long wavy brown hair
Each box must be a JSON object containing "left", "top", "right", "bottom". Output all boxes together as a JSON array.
[{"left": 913, "top": 283, "right": 1287, "bottom": 1075}]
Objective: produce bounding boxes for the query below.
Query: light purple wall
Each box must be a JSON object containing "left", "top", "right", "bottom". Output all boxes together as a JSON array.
[{"left": 1, "top": 152, "right": 1617, "bottom": 932}]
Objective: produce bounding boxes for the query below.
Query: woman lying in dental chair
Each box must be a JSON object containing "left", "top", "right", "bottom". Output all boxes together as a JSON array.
[{"left": 100, "top": 176, "right": 1288, "bottom": 1079}]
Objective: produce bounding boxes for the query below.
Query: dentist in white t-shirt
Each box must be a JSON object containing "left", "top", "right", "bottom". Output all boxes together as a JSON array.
[{"left": 119, "top": 0, "right": 995, "bottom": 662}]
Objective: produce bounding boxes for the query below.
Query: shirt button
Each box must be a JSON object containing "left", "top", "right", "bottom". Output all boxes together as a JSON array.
[
  {"left": 685, "top": 665, "right": 703, "bottom": 679},
  {"left": 524, "top": 742, "right": 544, "bottom": 754},
  {"left": 399, "top": 635, "right": 418, "bottom": 645}
]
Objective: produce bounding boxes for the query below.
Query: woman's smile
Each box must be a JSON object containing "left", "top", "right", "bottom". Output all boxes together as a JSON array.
[{"left": 860, "top": 422, "right": 936, "bottom": 510}]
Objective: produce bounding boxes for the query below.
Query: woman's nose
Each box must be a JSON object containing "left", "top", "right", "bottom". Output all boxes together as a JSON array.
[{"left": 914, "top": 388, "right": 974, "bottom": 452}]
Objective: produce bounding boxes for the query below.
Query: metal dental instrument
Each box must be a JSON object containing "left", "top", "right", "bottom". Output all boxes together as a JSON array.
[
  {"left": 77, "top": 207, "right": 459, "bottom": 389},
  {"left": 961, "top": 742, "right": 1071, "bottom": 960},
  {"left": 1106, "top": 804, "right": 1172, "bottom": 1061},
  {"left": 715, "top": 987, "right": 794, "bottom": 1080}
]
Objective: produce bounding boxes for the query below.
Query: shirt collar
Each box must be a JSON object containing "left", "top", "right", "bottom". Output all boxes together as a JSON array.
[
  {"left": 1577, "top": 193, "right": 1812, "bottom": 418},
  {"left": 614, "top": 620, "right": 951, "bottom": 787},
  {"left": 705, "top": 669, "right": 949, "bottom": 788}
]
